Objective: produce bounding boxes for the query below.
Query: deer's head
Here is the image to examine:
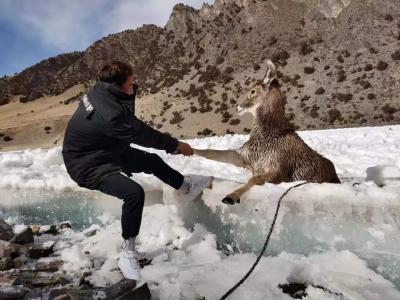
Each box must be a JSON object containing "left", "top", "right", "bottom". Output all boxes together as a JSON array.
[{"left": 237, "top": 60, "right": 280, "bottom": 118}]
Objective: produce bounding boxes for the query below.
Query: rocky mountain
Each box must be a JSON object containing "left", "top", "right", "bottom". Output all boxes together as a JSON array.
[{"left": 0, "top": 0, "right": 399, "bottom": 149}]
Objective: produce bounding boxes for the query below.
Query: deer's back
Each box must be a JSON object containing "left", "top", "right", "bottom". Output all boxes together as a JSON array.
[{"left": 239, "top": 132, "right": 340, "bottom": 184}]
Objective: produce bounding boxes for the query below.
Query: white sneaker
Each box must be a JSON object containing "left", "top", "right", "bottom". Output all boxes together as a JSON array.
[
  {"left": 118, "top": 250, "right": 141, "bottom": 281},
  {"left": 176, "top": 174, "right": 213, "bottom": 201}
]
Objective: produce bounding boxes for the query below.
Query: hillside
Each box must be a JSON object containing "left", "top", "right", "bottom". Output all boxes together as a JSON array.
[{"left": 0, "top": 0, "right": 399, "bottom": 150}]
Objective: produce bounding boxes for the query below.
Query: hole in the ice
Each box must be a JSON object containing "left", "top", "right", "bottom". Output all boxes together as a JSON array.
[
  {"left": 278, "top": 283, "right": 307, "bottom": 299},
  {"left": 278, "top": 282, "right": 344, "bottom": 299}
]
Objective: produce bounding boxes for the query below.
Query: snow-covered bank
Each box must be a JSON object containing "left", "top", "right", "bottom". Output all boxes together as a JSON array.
[
  {"left": 1, "top": 125, "right": 400, "bottom": 298},
  {"left": 1, "top": 125, "right": 400, "bottom": 190},
  {"left": 30, "top": 204, "right": 400, "bottom": 300}
]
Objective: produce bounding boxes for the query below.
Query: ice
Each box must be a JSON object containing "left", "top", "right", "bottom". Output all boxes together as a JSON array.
[
  {"left": 1, "top": 125, "right": 400, "bottom": 297},
  {"left": 163, "top": 178, "right": 400, "bottom": 288},
  {"left": 45, "top": 204, "right": 400, "bottom": 299}
]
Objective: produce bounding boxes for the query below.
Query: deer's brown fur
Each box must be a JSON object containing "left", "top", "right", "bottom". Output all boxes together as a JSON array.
[{"left": 194, "top": 60, "right": 340, "bottom": 205}]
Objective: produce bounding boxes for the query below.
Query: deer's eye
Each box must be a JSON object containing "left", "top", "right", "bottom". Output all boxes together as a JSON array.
[{"left": 251, "top": 90, "right": 255, "bottom": 94}]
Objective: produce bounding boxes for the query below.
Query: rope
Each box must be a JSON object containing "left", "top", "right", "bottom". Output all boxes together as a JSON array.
[{"left": 219, "top": 181, "right": 310, "bottom": 300}]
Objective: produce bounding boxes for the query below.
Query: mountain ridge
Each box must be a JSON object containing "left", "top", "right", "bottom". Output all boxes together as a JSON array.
[{"left": 0, "top": 0, "right": 399, "bottom": 150}]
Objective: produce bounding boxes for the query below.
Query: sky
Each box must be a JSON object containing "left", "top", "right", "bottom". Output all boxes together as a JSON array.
[{"left": 0, "top": 0, "right": 213, "bottom": 76}]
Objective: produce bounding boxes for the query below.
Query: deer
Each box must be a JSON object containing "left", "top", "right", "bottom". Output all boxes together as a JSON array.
[{"left": 193, "top": 60, "right": 340, "bottom": 205}]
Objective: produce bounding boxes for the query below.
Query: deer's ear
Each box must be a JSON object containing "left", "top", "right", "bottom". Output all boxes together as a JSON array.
[{"left": 262, "top": 60, "right": 277, "bottom": 90}]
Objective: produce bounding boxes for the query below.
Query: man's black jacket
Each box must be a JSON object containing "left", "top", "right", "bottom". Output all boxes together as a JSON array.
[{"left": 62, "top": 81, "right": 179, "bottom": 189}]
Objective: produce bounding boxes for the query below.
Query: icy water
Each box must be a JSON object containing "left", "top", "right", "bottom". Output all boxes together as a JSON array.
[
  {"left": 2, "top": 184, "right": 399, "bottom": 291},
  {"left": 163, "top": 180, "right": 400, "bottom": 291},
  {"left": 0, "top": 188, "right": 162, "bottom": 230}
]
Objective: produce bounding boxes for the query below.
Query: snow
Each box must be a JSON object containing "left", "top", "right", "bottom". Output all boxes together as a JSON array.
[
  {"left": 35, "top": 204, "right": 400, "bottom": 300},
  {"left": 1, "top": 125, "right": 400, "bottom": 299}
]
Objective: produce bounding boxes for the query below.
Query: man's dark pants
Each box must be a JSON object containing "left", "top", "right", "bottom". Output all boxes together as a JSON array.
[{"left": 96, "top": 147, "right": 184, "bottom": 240}]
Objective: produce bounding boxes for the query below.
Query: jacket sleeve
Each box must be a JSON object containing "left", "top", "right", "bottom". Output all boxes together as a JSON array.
[{"left": 105, "top": 113, "right": 179, "bottom": 153}]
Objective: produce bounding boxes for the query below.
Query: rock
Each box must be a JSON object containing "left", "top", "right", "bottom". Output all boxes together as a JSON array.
[
  {"left": 33, "top": 259, "right": 63, "bottom": 272},
  {"left": 30, "top": 225, "right": 41, "bottom": 235},
  {"left": 0, "top": 219, "right": 14, "bottom": 241},
  {"left": 10, "top": 228, "right": 34, "bottom": 244},
  {"left": 58, "top": 222, "right": 72, "bottom": 230},
  {"left": 0, "top": 240, "right": 18, "bottom": 258},
  {"left": 28, "top": 241, "right": 55, "bottom": 259},
  {"left": 114, "top": 284, "right": 151, "bottom": 300},
  {"left": 105, "top": 279, "right": 137, "bottom": 299},
  {"left": 48, "top": 288, "right": 106, "bottom": 300},
  {"left": 14, "top": 272, "right": 69, "bottom": 288},
  {"left": 43, "top": 225, "right": 58, "bottom": 235},
  {"left": 13, "top": 254, "right": 28, "bottom": 269},
  {"left": 0, "top": 240, "right": 30, "bottom": 259},
  {"left": 0, "top": 256, "right": 14, "bottom": 271},
  {"left": 33, "top": 222, "right": 72, "bottom": 236},
  {"left": 0, "top": 285, "right": 31, "bottom": 300},
  {"left": 23, "top": 289, "right": 46, "bottom": 299}
]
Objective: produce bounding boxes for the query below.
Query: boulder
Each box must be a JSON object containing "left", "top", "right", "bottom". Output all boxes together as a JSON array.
[
  {"left": 13, "top": 254, "right": 28, "bottom": 269},
  {"left": 105, "top": 279, "right": 136, "bottom": 299},
  {"left": 58, "top": 222, "right": 72, "bottom": 230},
  {"left": 0, "top": 256, "right": 14, "bottom": 271},
  {"left": 0, "top": 240, "right": 18, "bottom": 258},
  {"left": 0, "top": 240, "right": 30, "bottom": 259},
  {"left": 28, "top": 241, "right": 54, "bottom": 259},
  {"left": 14, "top": 272, "right": 69, "bottom": 288},
  {"left": 0, "top": 285, "right": 31, "bottom": 300},
  {"left": 11, "top": 228, "right": 34, "bottom": 244},
  {"left": 30, "top": 225, "right": 41, "bottom": 235},
  {"left": 32, "top": 222, "right": 72, "bottom": 236},
  {"left": 48, "top": 288, "right": 103, "bottom": 300},
  {"left": 114, "top": 284, "right": 151, "bottom": 300},
  {"left": 33, "top": 259, "right": 63, "bottom": 272},
  {"left": 0, "top": 219, "right": 14, "bottom": 241}
]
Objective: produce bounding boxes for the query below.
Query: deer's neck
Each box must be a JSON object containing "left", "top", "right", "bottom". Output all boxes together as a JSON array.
[{"left": 251, "top": 107, "right": 295, "bottom": 138}]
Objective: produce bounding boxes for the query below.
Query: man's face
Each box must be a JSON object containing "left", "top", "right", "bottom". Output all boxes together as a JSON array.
[{"left": 121, "top": 75, "right": 137, "bottom": 95}]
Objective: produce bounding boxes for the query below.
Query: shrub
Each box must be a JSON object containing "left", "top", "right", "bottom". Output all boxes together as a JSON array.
[
  {"left": 0, "top": 97, "right": 10, "bottom": 106},
  {"left": 327, "top": 109, "right": 343, "bottom": 124},
  {"left": 382, "top": 103, "right": 397, "bottom": 115},
  {"left": 197, "top": 128, "right": 213, "bottom": 136},
  {"left": 377, "top": 61, "right": 388, "bottom": 71},
  {"left": 391, "top": 50, "right": 400, "bottom": 60},
  {"left": 299, "top": 41, "right": 313, "bottom": 56},
  {"left": 304, "top": 66, "right": 315, "bottom": 74},
  {"left": 337, "top": 70, "right": 346, "bottom": 82},
  {"left": 364, "top": 64, "right": 373, "bottom": 71},
  {"left": 229, "top": 119, "right": 240, "bottom": 125},
  {"left": 170, "top": 111, "right": 184, "bottom": 125}
]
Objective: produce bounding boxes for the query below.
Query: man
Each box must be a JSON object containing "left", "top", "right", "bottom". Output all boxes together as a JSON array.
[{"left": 62, "top": 61, "right": 212, "bottom": 281}]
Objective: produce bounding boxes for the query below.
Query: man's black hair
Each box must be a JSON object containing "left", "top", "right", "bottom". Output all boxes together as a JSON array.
[{"left": 98, "top": 61, "right": 133, "bottom": 87}]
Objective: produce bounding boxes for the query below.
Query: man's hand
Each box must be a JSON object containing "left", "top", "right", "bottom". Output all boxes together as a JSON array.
[{"left": 174, "top": 142, "right": 194, "bottom": 156}]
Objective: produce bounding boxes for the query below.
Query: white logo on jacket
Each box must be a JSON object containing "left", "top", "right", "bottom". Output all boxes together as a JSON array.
[{"left": 82, "top": 95, "right": 94, "bottom": 112}]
